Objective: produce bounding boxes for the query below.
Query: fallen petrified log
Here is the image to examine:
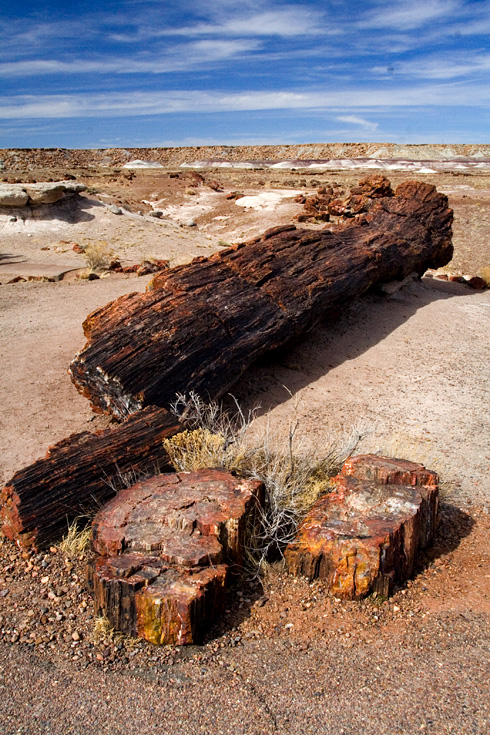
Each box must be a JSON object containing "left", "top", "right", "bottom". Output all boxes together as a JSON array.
[
  {"left": 70, "top": 180, "right": 453, "bottom": 419},
  {"left": 88, "top": 469, "right": 263, "bottom": 645},
  {"left": 285, "top": 455, "right": 439, "bottom": 599},
  {"left": 0, "top": 407, "right": 181, "bottom": 549}
]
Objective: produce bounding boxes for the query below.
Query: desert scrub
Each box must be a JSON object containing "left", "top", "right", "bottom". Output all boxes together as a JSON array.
[
  {"left": 166, "top": 392, "right": 368, "bottom": 573},
  {"left": 82, "top": 240, "right": 112, "bottom": 273}
]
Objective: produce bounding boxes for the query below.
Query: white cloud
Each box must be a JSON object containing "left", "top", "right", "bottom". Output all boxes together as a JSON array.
[
  {"left": 359, "top": 0, "right": 460, "bottom": 30},
  {"left": 169, "top": 9, "right": 326, "bottom": 37},
  {"left": 2, "top": 83, "right": 490, "bottom": 120},
  {"left": 371, "top": 52, "right": 490, "bottom": 80},
  {"left": 337, "top": 115, "right": 378, "bottom": 131},
  {"left": 109, "top": 7, "right": 327, "bottom": 43},
  {"left": 0, "top": 39, "right": 260, "bottom": 78}
]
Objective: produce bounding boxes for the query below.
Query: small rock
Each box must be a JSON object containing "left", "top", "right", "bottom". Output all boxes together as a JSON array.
[
  {"left": 72, "top": 631, "right": 81, "bottom": 641},
  {"left": 466, "top": 276, "right": 487, "bottom": 290},
  {"left": 0, "top": 589, "right": 9, "bottom": 598},
  {"left": 148, "top": 210, "right": 163, "bottom": 218},
  {"left": 184, "top": 219, "right": 197, "bottom": 227},
  {"left": 107, "top": 204, "right": 123, "bottom": 215}
]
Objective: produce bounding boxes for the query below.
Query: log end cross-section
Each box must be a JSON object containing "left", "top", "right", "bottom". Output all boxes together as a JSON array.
[
  {"left": 88, "top": 469, "right": 263, "bottom": 645},
  {"left": 285, "top": 455, "right": 439, "bottom": 599}
]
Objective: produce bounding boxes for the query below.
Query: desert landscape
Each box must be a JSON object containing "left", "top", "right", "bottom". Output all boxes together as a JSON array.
[{"left": 1, "top": 145, "right": 490, "bottom": 734}]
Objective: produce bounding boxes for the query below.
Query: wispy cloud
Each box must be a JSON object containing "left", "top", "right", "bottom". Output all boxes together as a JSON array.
[
  {"left": 371, "top": 52, "right": 490, "bottom": 80},
  {"left": 109, "top": 7, "right": 328, "bottom": 43},
  {"left": 359, "top": 0, "right": 461, "bottom": 30},
  {"left": 0, "top": 39, "right": 261, "bottom": 78},
  {"left": 336, "top": 115, "right": 378, "bottom": 132},
  {"left": 2, "top": 0, "right": 490, "bottom": 145},
  {"left": 2, "top": 82, "right": 490, "bottom": 120}
]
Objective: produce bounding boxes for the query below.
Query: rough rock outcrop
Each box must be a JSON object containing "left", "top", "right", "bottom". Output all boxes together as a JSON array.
[
  {"left": 0, "top": 407, "right": 181, "bottom": 549},
  {"left": 285, "top": 455, "right": 439, "bottom": 599},
  {"left": 70, "top": 179, "right": 453, "bottom": 419},
  {"left": 295, "top": 175, "right": 393, "bottom": 223},
  {"left": 0, "top": 181, "right": 86, "bottom": 208},
  {"left": 88, "top": 469, "right": 263, "bottom": 644}
]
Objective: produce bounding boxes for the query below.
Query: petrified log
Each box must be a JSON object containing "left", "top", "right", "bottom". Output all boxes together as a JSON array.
[
  {"left": 285, "top": 455, "right": 439, "bottom": 599},
  {"left": 0, "top": 407, "right": 181, "bottom": 549},
  {"left": 70, "top": 180, "right": 453, "bottom": 419},
  {"left": 88, "top": 469, "right": 263, "bottom": 644}
]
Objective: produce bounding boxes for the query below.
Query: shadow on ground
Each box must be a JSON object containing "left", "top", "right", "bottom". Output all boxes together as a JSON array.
[
  {"left": 226, "top": 278, "right": 473, "bottom": 419},
  {"left": 0, "top": 194, "right": 103, "bottom": 224},
  {"left": 0, "top": 253, "right": 27, "bottom": 264}
]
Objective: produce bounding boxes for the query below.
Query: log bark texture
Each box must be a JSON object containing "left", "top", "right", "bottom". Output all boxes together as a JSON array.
[
  {"left": 70, "top": 180, "right": 453, "bottom": 419},
  {"left": 285, "top": 455, "right": 439, "bottom": 599},
  {"left": 0, "top": 407, "right": 181, "bottom": 549},
  {"left": 88, "top": 469, "right": 263, "bottom": 645}
]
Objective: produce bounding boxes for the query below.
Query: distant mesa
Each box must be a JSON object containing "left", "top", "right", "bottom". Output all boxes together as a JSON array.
[{"left": 122, "top": 160, "right": 164, "bottom": 169}]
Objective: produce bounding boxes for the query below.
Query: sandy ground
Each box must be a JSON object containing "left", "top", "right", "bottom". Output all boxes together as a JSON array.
[{"left": 0, "top": 161, "right": 490, "bottom": 734}]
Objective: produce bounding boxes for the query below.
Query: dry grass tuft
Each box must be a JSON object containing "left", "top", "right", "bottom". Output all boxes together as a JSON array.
[
  {"left": 59, "top": 520, "right": 92, "bottom": 558},
  {"left": 92, "top": 616, "right": 137, "bottom": 647}
]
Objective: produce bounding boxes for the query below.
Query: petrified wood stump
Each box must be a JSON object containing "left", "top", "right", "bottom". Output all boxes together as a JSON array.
[
  {"left": 88, "top": 469, "right": 263, "bottom": 645},
  {"left": 0, "top": 407, "right": 181, "bottom": 549},
  {"left": 70, "top": 180, "right": 453, "bottom": 419},
  {"left": 285, "top": 455, "right": 439, "bottom": 599}
]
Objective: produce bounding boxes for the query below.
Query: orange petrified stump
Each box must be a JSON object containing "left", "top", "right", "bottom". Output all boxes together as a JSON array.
[
  {"left": 88, "top": 469, "right": 263, "bottom": 645},
  {"left": 285, "top": 455, "right": 439, "bottom": 600}
]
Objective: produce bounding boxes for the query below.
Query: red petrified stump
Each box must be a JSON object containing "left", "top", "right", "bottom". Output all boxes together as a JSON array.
[
  {"left": 88, "top": 469, "right": 263, "bottom": 645},
  {"left": 285, "top": 455, "right": 439, "bottom": 599}
]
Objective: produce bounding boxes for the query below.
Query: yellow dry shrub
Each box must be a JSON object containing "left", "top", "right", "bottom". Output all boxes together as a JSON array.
[
  {"left": 478, "top": 266, "right": 490, "bottom": 286},
  {"left": 83, "top": 240, "right": 112, "bottom": 273},
  {"left": 163, "top": 428, "right": 233, "bottom": 472}
]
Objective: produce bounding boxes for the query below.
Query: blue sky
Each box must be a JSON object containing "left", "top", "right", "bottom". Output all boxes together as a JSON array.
[{"left": 1, "top": 0, "right": 490, "bottom": 148}]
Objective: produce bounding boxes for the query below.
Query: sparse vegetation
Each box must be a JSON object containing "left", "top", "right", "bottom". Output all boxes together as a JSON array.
[
  {"left": 478, "top": 265, "right": 490, "bottom": 286},
  {"left": 82, "top": 240, "right": 112, "bottom": 273},
  {"left": 166, "top": 391, "right": 369, "bottom": 574},
  {"left": 58, "top": 519, "right": 92, "bottom": 558}
]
